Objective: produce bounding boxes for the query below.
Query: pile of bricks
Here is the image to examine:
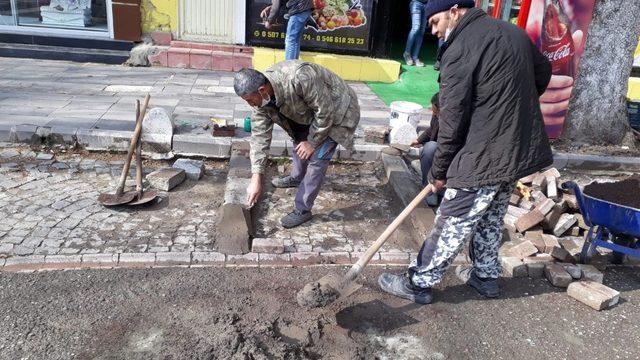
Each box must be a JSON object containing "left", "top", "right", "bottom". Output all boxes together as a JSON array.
[{"left": 499, "top": 167, "right": 620, "bottom": 310}]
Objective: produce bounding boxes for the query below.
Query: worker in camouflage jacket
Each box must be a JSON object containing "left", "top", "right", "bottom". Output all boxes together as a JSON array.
[{"left": 233, "top": 61, "right": 360, "bottom": 228}]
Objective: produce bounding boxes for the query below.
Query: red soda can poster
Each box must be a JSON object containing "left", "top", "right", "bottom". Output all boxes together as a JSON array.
[{"left": 525, "top": 0, "right": 596, "bottom": 138}]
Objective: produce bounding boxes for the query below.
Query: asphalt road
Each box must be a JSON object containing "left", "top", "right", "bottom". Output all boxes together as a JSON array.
[{"left": 0, "top": 266, "right": 639, "bottom": 359}]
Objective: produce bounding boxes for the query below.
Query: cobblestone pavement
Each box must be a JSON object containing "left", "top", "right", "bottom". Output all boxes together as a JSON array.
[
  {"left": 0, "top": 146, "right": 227, "bottom": 259},
  {"left": 0, "top": 144, "right": 422, "bottom": 270},
  {"left": 256, "top": 162, "right": 420, "bottom": 255}
]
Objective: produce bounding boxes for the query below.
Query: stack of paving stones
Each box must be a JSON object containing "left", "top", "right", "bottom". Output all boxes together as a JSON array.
[{"left": 500, "top": 167, "right": 620, "bottom": 310}]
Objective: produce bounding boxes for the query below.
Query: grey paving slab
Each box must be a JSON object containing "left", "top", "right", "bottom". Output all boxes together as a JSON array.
[
  {"left": 92, "top": 119, "right": 136, "bottom": 132},
  {"left": 44, "top": 117, "right": 100, "bottom": 128}
]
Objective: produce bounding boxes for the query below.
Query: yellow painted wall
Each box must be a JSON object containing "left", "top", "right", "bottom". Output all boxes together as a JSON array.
[
  {"left": 253, "top": 48, "right": 401, "bottom": 83},
  {"left": 141, "top": 0, "right": 178, "bottom": 34}
]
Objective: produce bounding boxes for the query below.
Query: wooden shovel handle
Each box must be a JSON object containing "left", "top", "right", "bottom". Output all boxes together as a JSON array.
[
  {"left": 115, "top": 94, "right": 150, "bottom": 195},
  {"left": 345, "top": 185, "right": 433, "bottom": 281},
  {"left": 135, "top": 100, "right": 144, "bottom": 199}
]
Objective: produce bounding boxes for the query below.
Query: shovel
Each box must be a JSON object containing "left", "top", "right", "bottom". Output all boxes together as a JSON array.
[
  {"left": 128, "top": 100, "right": 159, "bottom": 206},
  {"left": 297, "top": 185, "right": 433, "bottom": 308},
  {"left": 98, "top": 94, "right": 151, "bottom": 206}
]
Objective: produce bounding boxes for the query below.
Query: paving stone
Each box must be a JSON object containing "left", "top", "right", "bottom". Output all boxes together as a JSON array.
[
  {"left": 290, "top": 252, "right": 322, "bottom": 267},
  {"left": 172, "top": 158, "right": 205, "bottom": 180},
  {"left": 318, "top": 252, "right": 352, "bottom": 265},
  {"left": 363, "top": 125, "right": 388, "bottom": 144},
  {"left": 509, "top": 240, "right": 539, "bottom": 259},
  {"left": 544, "top": 263, "right": 573, "bottom": 287},
  {"left": 12, "top": 245, "right": 35, "bottom": 256},
  {"left": 560, "top": 263, "right": 582, "bottom": 279},
  {"left": 501, "top": 256, "right": 527, "bottom": 278},
  {"left": 527, "top": 262, "right": 545, "bottom": 278},
  {"left": 36, "top": 153, "right": 55, "bottom": 161},
  {"left": 567, "top": 281, "right": 620, "bottom": 310},
  {"left": 191, "top": 251, "right": 226, "bottom": 266},
  {"left": 553, "top": 214, "right": 577, "bottom": 237},
  {"left": 226, "top": 253, "right": 260, "bottom": 267},
  {"left": 577, "top": 264, "right": 604, "bottom": 283},
  {"left": 155, "top": 252, "right": 191, "bottom": 266},
  {"left": 541, "top": 234, "right": 561, "bottom": 254},
  {"left": 118, "top": 252, "right": 156, "bottom": 267},
  {"left": 515, "top": 210, "right": 545, "bottom": 233},
  {"left": 251, "top": 238, "right": 284, "bottom": 254},
  {"left": 389, "top": 123, "right": 416, "bottom": 145},
  {"left": 146, "top": 167, "right": 186, "bottom": 191},
  {"left": 3, "top": 255, "right": 46, "bottom": 271},
  {"left": 550, "top": 245, "right": 575, "bottom": 263},
  {"left": 258, "top": 253, "right": 292, "bottom": 267},
  {"left": 534, "top": 198, "right": 556, "bottom": 215}
]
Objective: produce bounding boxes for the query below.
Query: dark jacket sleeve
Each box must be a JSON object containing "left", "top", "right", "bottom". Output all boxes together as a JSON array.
[
  {"left": 268, "top": 0, "right": 282, "bottom": 23},
  {"left": 428, "top": 55, "right": 473, "bottom": 183},
  {"left": 416, "top": 128, "right": 431, "bottom": 144},
  {"left": 531, "top": 40, "right": 552, "bottom": 96}
]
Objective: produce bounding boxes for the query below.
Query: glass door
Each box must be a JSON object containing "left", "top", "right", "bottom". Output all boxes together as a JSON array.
[{"left": 0, "top": 0, "right": 109, "bottom": 32}]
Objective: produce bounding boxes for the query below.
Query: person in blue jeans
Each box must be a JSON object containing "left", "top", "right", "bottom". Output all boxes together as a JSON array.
[
  {"left": 404, "top": 0, "right": 430, "bottom": 67},
  {"left": 261, "top": 0, "right": 313, "bottom": 60},
  {"left": 411, "top": 92, "right": 441, "bottom": 206}
]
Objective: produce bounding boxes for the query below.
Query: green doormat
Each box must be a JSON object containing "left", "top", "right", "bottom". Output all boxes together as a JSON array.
[{"left": 367, "top": 42, "right": 440, "bottom": 108}]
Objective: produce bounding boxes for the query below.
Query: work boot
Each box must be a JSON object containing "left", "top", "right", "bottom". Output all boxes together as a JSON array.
[
  {"left": 377, "top": 273, "right": 433, "bottom": 304},
  {"left": 455, "top": 266, "right": 500, "bottom": 298},
  {"left": 403, "top": 52, "right": 414, "bottom": 66},
  {"left": 414, "top": 59, "right": 425, "bottom": 67},
  {"left": 271, "top": 175, "right": 301, "bottom": 188},
  {"left": 281, "top": 209, "right": 312, "bottom": 228}
]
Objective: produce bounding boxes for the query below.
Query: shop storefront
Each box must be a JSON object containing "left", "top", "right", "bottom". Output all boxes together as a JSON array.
[{"left": 0, "top": 0, "right": 114, "bottom": 38}]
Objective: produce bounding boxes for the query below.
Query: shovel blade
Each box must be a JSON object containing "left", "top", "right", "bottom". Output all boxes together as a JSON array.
[
  {"left": 127, "top": 189, "right": 159, "bottom": 206},
  {"left": 317, "top": 273, "right": 363, "bottom": 301},
  {"left": 97, "top": 191, "right": 137, "bottom": 206}
]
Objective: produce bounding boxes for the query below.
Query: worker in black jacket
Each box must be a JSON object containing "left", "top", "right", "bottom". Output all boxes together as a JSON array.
[
  {"left": 379, "top": 0, "right": 553, "bottom": 305},
  {"left": 411, "top": 92, "right": 441, "bottom": 206}
]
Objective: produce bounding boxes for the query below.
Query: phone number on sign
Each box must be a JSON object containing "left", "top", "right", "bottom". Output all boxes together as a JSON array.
[{"left": 253, "top": 31, "right": 365, "bottom": 45}]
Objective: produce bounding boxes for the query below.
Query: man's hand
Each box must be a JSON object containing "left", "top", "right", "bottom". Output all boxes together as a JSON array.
[
  {"left": 295, "top": 141, "right": 315, "bottom": 160},
  {"left": 427, "top": 179, "right": 446, "bottom": 194},
  {"left": 260, "top": 5, "right": 271, "bottom": 20},
  {"left": 410, "top": 139, "right": 422, "bottom": 148},
  {"left": 246, "top": 174, "right": 263, "bottom": 208},
  {"left": 264, "top": 21, "right": 273, "bottom": 30}
]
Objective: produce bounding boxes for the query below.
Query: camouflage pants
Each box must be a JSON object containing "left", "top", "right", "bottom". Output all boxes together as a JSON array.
[{"left": 410, "top": 182, "right": 515, "bottom": 288}]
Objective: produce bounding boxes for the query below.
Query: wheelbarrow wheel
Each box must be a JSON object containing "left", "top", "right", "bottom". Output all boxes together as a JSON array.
[{"left": 580, "top": 226, "right": 599, "bottom": 264}]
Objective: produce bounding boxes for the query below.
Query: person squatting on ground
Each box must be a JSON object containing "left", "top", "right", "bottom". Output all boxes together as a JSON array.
[
  {"left": 411, "top": 92, "right": 441, "bottom": 206},
  {"left": 404, "top": 0, "right": 431, "bottom": 67},
  {"left": 261, "top": 0, "right": 313, "bottom": 60},
  {"left": 378, "top": 0, "right": 553, "bottom": 304},
  {"left": 233, "top": 61, "right": 360, "bottom": 228}
]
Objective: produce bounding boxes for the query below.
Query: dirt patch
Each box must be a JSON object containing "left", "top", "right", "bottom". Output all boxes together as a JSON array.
[
  {"left": 584, "top": 175, "right": 640, "bottom": 209},
  {"left": 297, "top": 281, "right": 340, "bottom": 308},
  {"left": 551, "top": 139, "right": 640, "bottom": 157}
]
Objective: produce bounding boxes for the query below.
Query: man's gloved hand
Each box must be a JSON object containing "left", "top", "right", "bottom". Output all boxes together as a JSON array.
[{"left": 428, "top": 179, "right": 447, "bottom": 194}]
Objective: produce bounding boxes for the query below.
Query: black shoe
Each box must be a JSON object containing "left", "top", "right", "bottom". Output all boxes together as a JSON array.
[
  {"left": 456, "top": 266, "right": 500, "bottom": 298},
  {"left": 271, "top": 175, "right": 301, "bottom": 188},
  {"left": 377, "top": 273, "right": 433, "bottom": 304},
  {"left": 281, "top": 209, "right": 312, "bottom": 228}
]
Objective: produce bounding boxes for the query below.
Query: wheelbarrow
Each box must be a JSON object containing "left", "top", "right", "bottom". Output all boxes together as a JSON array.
[{"left": 562, "top": 182, "right": 640, "bottom": 264}]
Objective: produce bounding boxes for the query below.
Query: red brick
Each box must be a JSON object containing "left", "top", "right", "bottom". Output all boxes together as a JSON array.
[
  {"left": 189, "top": 49, "right": 213, "bottom": 70},
  {"left": 509, "top": 194, "right": 521, "bottom": 206},
  {"left": 234, "top": 45, "right": 254, "bottom": 54},
  {"left": 148, "top": 50, "right": 168, "bottom": 67},
  {"left": 170, "top": 40, "right": 192, "bottom": 48},
  {"left": 519, "top": 172, "right": 539, "bottom": 184},
  {"left": 515, "top": 209, "right": 545, "bottom": 233},
  {"left": 290, "top": 252, "right": 322, "bottom": 267},
  {"left": 542, "top": 205, "right": 563, "bottom": 230},
  {"left": 534, "top": 198, "right": 556, "bottom": 215},
  {"left": 258, "top": 253, "right": 292, "bottom": 267},
  {"left": 319, "top": 252, "right": 351, "bottom": 265},
  {"left": 233, "top": 53, "right": 253, "bottom": 71},
  {"left": 212, "top": 51, "right": 233, "bottom": 71},
  {"left": 151, "top": 31, "right": 172, "bottom": 46},
  {"left": 501, "top": 256, "right": 527, "bottom": 277},
  {"left": 351, "top": 251, "right": 381, "bottom": 265},
  {"left": 251, "top": 238, "right": 284, "bottom": 254},
  {"left": 168, "top": 48, "right": 190, "bottom": 68},
  {"left": 226, "top": 253, "right": 260, "bottom": 267}
]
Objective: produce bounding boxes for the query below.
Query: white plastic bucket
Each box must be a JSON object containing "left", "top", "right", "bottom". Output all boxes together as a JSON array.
[{"left": 389, "top": 101, "right": 423, "bottom": 129}]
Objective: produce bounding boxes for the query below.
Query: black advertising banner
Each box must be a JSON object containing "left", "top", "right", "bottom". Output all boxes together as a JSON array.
[{"left": 246, "top": 0, "right": 374, "bottom": 54}]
